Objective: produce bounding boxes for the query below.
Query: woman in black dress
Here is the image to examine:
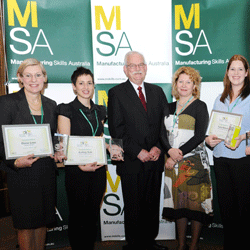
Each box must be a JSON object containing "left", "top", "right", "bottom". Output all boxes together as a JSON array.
[
  {"left": 57, "top": 67, "right": 121, "bottom": 249},
  {"left": 161, "top": 67, "right": 213, "bottom": 250},
  {"left": 0, "top": 58, "right": 57, "bottom": 250}
]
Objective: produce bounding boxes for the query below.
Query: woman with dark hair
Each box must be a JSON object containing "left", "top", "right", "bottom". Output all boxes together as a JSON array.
[
  {"left": 205, "top": 55, "right": 250, "bottom": 249},
  {"left": 56, "top": 67, "right": 121, "bottom": 249},
  {"left": 161, "top": 66, "right": 213, "bottom": 250}
]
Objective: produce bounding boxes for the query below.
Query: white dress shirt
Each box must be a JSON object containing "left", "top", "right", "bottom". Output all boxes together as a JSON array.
[{"left": 129, "top": 81, "right": 147, "bottom": 102}]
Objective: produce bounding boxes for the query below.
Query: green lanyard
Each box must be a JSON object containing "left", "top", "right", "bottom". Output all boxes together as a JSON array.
[
  {"left": 30, "top": 103, "right": 44, "bottom": 124},
  {"left": 228, "top": 97, "right": 240, "bottom": 113},
  {"left": 172, "top": 96, "right": 193, "bottom": 132},
  {"left": 79, "top": 109, "right": 99, "bottom": 136}
]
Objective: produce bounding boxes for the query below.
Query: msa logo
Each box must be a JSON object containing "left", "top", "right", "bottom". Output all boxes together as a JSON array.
[
  {"left": 95, "top": 6, "right": 132, "bottom": 56},
  {"left": 7, "top": 0, "right": 53, "bottom": 55},
  {"left": 174, "top": 3, "right": 212, "bottom": 56}
]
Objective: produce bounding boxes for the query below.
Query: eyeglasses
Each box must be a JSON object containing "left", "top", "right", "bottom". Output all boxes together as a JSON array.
[
  {"left": 22, "top": 73, "right": 44, "bottom": 79},
  {"left": 126, "top": 63, "right": 146, "bottom": 69}
]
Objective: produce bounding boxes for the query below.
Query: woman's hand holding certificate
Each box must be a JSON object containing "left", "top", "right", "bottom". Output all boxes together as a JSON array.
[
  {"left": 207, "top": 110, "right": 242, "bottom": 140},
  {"left": 206, "top": 110, "right": 243, "bottom": 149},
  {"left": 224, "top": 134, "right": 245, "bottom": 150},
  {"left": 14, "top": 154, "right": 40, "bottom": 168},
  {"left": 205, "top": 135, "right": 222, "bottom": 148},
  {"left": 2, "top": 124, "right": 54, "bottom": 160},
  {"left": 78, "top": 162, "right": 104, "bottom": 172}
]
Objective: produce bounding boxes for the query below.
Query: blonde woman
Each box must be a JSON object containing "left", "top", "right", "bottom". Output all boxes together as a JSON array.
[
  {"left": 161, "top": 67, "right": 213, "bottom": 250},
  {"left": 0, "top": 58, "right": 57, "bottom": 250}
]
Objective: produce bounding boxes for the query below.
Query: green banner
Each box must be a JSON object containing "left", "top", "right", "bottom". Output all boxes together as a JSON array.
[
  {"left": 172, "top": 0, "right": 250, "bottom": 81},
  {"left": 45, "top": 169, "right": 69, "bottom": 249},
  {"left": 4, "top": 0, "right": 93, "bottom": 83}
]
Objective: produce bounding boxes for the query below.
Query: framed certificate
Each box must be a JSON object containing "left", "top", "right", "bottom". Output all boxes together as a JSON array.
[
  {"left": 2, "top": 124, "right": 54, "bottom": 160},
  {"left": 64, "top": 136, "right": 107, "bottom": 165},
  {"left": 207, "top": 110, "right": 243, "bottom": 140}
]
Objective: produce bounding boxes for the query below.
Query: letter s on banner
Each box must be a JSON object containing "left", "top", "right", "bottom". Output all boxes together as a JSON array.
[
  {"left": 175, "top": 30, "right": 193, "bottom": 56},
  {"left": 10, "top": 27, "right": 32, "bottom": 55}
]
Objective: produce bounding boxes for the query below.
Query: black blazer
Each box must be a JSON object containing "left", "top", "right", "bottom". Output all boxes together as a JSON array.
[
  {"left": 108, "top": 80, "right": 169, "bottom": 175},
  {"left": 0, "top": 88, "right": 57, "bottom": 173}
]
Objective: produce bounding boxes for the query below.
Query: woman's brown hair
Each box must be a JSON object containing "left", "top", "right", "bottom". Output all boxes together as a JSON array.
[{"left": 220, "top": 55, "right": 250, "bottom": 103}]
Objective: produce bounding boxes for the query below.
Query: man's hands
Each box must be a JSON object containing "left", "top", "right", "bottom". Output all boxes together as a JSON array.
[{"left": 137, "top": 147, "right": 161, "bottom": 163}]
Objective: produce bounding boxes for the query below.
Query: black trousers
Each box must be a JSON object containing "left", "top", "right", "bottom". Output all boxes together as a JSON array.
[
  {"left": 120, "top": 168, "right": 163, "bottom": 248},
  {"left": 65, "top": 166, "right": 106, "bottom": 250},
  {"left": 213, "top": 156, "right": 250, "bottom": 249}
]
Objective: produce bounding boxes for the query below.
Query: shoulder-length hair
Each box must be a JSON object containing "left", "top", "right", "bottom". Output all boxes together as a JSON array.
[
  {"left": 172, "top": 66, "right": 201, "bottom": 99},
  {"left": 220, "top": 54, "right": 250, "bottom": 103},
  {"left": 17, "top": 58, "right": 47, "bottom": 84}
]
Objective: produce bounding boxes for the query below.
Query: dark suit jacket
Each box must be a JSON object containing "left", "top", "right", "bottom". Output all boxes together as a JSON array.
[
  {"left": 0, "top": 88, "right": 57, "bottom": 173},
  {"left": 108, "top": 80, "right": 169, "bottom": 175}
]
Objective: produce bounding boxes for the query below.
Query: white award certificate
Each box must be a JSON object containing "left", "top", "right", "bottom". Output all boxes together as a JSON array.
[
  {"left": 2, "top": 124, "right": 54, "bottom": 160},
  {"left": 207, "top": 110, "right": 243, "bottom": 140},
  {"left": 64, "top": 136, "right": 107, "bottom": 165}
]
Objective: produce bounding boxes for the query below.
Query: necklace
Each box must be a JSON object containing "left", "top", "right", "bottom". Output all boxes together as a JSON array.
[
  {"left": 27, "top": 96, "right": 42, "bottom": 112},
  {"left": 30, "top": 103, "right": 44, "bottom": 124},
  {"left": 26, "top": 95, "right": 43, "bottom": 124},
  {"left": 29, "top": 105, "right": 41, "bottom": 112}
]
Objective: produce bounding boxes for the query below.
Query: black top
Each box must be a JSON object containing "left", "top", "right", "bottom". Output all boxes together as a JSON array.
[
  {"left": 0, "top": 88, "right": 57, "bottom": 229},
  {"left": 0, "top": 87, "right": 57, "bottom": 172},
  {"left": 57, "top": 97, "right": 106, "bottom": 137},
  {"left": 161, "top": 99, "right": 209, "bottom": 155}
]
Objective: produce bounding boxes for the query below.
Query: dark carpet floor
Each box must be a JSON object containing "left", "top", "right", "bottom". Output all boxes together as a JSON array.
[{"left": 0, "top": 216, "right": 223, "bottom": 250}]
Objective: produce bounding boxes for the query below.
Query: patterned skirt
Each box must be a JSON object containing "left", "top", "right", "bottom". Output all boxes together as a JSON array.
[{"left": 162, "top": 154, "right": 213, "bottom": 225}]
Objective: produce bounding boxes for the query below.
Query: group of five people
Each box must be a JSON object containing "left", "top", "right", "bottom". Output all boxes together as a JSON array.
[{"left": 0, "top": 51, "right": 249, "bottom": 250}]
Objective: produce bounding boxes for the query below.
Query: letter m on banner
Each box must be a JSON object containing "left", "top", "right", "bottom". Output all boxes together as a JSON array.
[
  {"left": 175, "top": 3, "right": 200, "bottom": 30},
  {"left": 106, "top": 171, "right": 121, "bottom": 193},
  {"left": 95, "top": 6, "right": 121, "bottom": 30},
  {"left": 7, "top": 0, "right": 38, "bottom": 27}
]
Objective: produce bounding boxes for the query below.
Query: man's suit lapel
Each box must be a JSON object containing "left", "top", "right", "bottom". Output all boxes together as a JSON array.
[
  {"left": 144, "top": 82, "right": 156, "bottom": 120},
  {"left": 124, "top": 80, "right": 147, "bottom": 118},
  {"left": 144, "top": 83, "right": 152, "bottom": 112}
]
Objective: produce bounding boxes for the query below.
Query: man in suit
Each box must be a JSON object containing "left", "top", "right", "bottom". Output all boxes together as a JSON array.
[{"left": 108, "top": 51, "right": 169, "bottom": 250}]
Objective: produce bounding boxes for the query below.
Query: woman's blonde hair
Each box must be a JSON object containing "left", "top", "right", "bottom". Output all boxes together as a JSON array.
[
  {"left": 17, "top": 58, "right": 48, "bottom": 84},
  {"left": 172, "top": 66, "right": 201, "bottom": 99}
]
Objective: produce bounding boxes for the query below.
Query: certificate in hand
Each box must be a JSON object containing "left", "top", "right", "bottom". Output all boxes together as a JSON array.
[
  {"left": 207, "top": 110, "right": 243, "bottom": 140},
  {"left": 2, "top": 124, "right": 54, "bottom": 160},
  {"left": 64, "top": 136, "right": 107, "bottom": 165}
]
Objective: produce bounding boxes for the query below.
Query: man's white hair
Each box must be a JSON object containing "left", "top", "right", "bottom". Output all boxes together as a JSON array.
[{"left": 124, "top": 51, "right": 146, "bottom": 66}]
